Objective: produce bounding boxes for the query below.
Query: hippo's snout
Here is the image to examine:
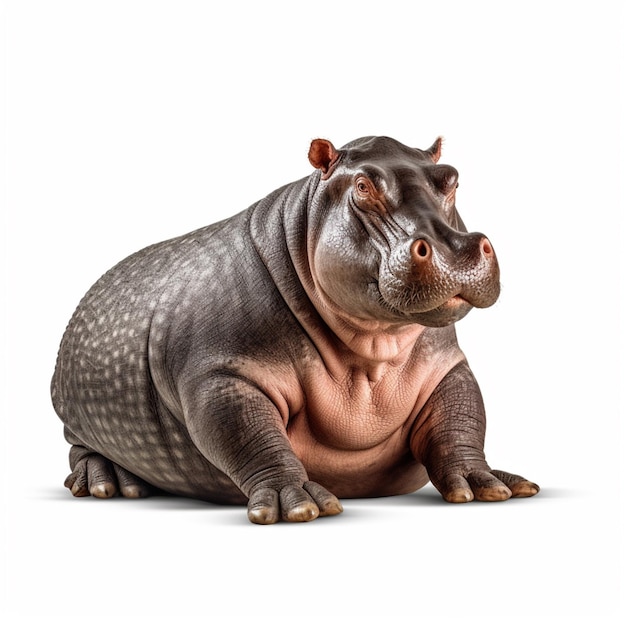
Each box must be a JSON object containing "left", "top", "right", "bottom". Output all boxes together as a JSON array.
[
  {"left": 380, "top": 231, "right": 501, "bottom": 325},
  {"left": 413, "top": 230, "right": 500, "bottom": 308}
]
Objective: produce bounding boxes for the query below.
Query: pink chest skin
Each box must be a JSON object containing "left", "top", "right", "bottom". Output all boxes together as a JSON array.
[{"left": 247, "top": 323, "right": 466, "bottom": 498}]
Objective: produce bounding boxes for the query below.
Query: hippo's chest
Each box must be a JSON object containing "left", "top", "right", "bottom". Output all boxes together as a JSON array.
[
  {"left": 277, "top": 363, "right": 434, "bottom": 496},
  {"left": 295, "top": 372, "right": 418, "bottom": 449}
]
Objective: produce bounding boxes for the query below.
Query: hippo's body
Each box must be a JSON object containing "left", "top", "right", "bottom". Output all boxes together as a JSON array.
[{"left": 52, "top": 136, "right": 539, "bottom": 523}]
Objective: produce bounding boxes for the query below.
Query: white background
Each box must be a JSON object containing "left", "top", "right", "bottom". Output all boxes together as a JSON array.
[{"left": 3, "top": 1, "right": 625, "bottom": 623}]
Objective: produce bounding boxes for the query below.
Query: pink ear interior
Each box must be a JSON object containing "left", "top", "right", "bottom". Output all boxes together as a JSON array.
[{"left": 308, "top": 139, "right": 339, "bottom": 174}]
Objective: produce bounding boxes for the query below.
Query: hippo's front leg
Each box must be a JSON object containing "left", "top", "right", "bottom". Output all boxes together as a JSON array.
[
  {"left": 182, "top": 373, "right": 343, "bottom": 524},
  {"left": 411, "top": 362, "right": 539, "bottom": 503}
]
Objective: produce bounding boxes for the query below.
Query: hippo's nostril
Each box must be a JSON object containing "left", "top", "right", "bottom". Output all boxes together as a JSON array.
[
  {"left": 411, "top": 239, "right": 431, "bottom": 262},
  {"left": 480, "top": 237, "right": 494, "bottom": 257}
]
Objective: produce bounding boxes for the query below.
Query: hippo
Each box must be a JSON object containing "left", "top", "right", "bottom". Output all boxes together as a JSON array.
[{"left": 51, "top": 135, "right": 539, "bottom": 524}]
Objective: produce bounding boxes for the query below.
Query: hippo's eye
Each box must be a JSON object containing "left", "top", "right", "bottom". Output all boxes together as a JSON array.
[
  {"left": 353, "top": 176, "right": 388, "bottom": 214},
  {"left": 355, "top": 177, "right": 371, "bottom": 196}
]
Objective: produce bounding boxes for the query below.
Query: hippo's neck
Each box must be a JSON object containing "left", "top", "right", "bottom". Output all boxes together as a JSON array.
[
  {"left": 307, "top": 291, "right": 428, "bottom": 364},
  {"left": 249, "top": 174, "right": 427, "bottom": 374}
]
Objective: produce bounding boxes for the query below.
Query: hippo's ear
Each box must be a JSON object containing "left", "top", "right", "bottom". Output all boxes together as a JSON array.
[
  {"left": 308, "top": 139, "right": 341, "bottom": 177},
  {"left": 425, "top": 137, "right": 443, "bottom": 163}
]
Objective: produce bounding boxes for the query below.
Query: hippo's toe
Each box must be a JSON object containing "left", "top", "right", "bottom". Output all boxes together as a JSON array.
[
  {"left": 247, "top": 481, "right": 343, "bottom": 525},
  {"left": 490, "top": 469, "right": 540, "bottom": 498},
  {"left": 64, "top": 446, "right": 153, "bottom": 499},
  {"left": 433, "top": 468, "right": 539, "bottom": 503}
]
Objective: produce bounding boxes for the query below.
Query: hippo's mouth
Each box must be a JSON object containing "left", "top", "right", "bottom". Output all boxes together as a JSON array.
[
  {"left": 442, "top": 295, "right": 468, "bottom": 308},
  {"left": 367, "top": 281, "right": 478, "bottom": 326},
  {"left": 405, "top": 293, "right": 475, "bottom": 327}
]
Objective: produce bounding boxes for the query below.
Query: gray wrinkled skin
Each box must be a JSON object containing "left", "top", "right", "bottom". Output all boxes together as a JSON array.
[{"left": 52, "top": 136, "right": 539, "bottom": 524}]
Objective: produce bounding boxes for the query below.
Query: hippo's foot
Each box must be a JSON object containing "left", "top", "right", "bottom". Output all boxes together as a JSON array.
[
  {"left": 434, "top": 467, "right": 540, "bottom": 504},
  {"left": 247, "top": 481, "right": 343, "bottom": 525},
  {"left": 64, "top": 446, "right": 153, "bottom": 499}
]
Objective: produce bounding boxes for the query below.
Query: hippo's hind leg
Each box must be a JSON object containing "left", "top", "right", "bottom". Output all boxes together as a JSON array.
[{"left": 64, "top": 441, "right": 153, "bottom": 499}]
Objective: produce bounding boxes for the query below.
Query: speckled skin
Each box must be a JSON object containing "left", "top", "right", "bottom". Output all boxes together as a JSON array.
[{"left": 52, "top": 136, "right": 539, "bottom": 523}]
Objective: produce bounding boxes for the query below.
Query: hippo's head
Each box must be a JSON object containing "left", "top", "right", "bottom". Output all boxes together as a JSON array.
[{"left": 307, "top": 136, "right": 500, "bottom": 328}]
